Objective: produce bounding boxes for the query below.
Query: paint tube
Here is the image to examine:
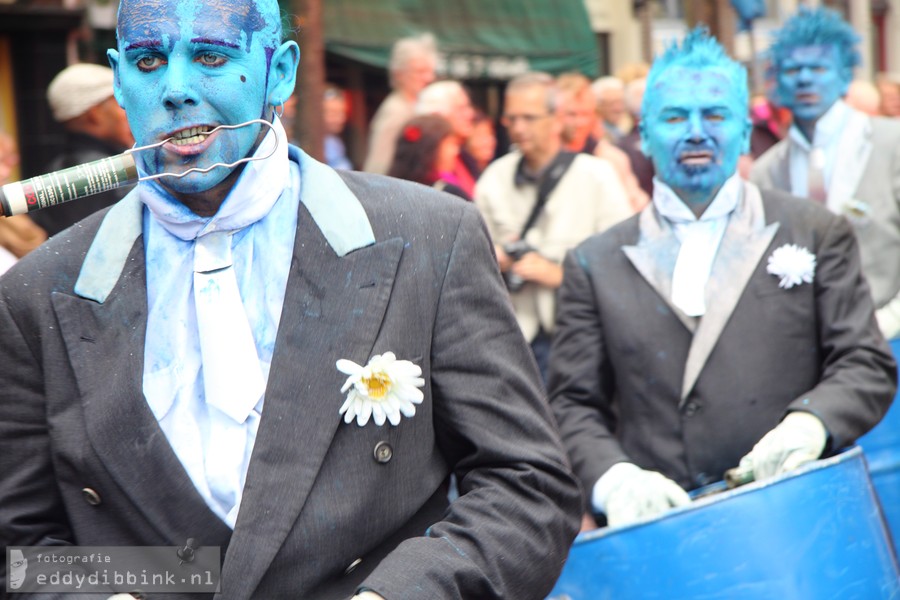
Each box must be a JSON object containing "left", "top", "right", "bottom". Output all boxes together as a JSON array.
[{"left": 0, "top": 153, "right": 137, "bottom": 217}]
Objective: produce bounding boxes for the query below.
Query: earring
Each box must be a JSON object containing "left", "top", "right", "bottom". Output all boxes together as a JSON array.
[{"left": 275, "top": 100, "right": 284, "bottom": 118}]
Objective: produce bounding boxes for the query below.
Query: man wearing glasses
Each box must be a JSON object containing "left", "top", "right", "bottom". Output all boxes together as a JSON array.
[{"left": 475, "top": 72, "right": 632, "bottom": 383}]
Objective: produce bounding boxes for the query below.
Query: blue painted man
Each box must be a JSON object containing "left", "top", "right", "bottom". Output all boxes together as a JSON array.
[
  {"left": 548, "top": 29, "right": 895, "bottom": 528},
  {"left": 0, "top": 0, "right": 581, "bottom": 597},
  {"left": 751, "top": 7, "right": 900, "bottom": 340}
]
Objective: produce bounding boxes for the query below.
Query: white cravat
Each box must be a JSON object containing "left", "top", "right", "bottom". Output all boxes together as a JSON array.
[
  {"left": 193, "top": 230, "right": 265, "bottom": 419},
  {"left": 192, "top": 230, "right": 266, "bottom": 520},
  {"left": 653, "top": 176, "right": 741, "bottom": 317}
]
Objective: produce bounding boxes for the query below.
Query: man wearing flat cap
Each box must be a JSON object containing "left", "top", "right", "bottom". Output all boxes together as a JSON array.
[{"left": 29, "top": 63, "right": 134, "bottom": 236}]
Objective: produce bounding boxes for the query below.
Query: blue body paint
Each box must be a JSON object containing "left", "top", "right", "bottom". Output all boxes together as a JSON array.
[
  {"left": 769, "top": 7, "right": 859, "bottom": 132},
  {"left": 640, "top": 29, "right": 750, "bottom": 208},
  {"left": 109, "top": 0, "right": 288, "bottom": 200}
]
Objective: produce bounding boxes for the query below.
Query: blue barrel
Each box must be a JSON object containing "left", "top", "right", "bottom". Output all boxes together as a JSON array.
[
  {"left": 857, "top": 338, "right": 900, "bottom": 547},
  {"left": 547, "top": 447, "right": 899, "bottom": 600}
]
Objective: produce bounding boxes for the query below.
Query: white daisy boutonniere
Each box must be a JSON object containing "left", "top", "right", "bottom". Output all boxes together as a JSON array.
[
  {"left": 337, "top": 352, "right": 425, "bottom": 426},
  {"left": 766, "top": 244, "right": 816, "bottom": 289}
]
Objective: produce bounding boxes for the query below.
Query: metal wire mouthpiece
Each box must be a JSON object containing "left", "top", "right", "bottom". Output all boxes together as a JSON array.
[
  {"left": 127, "top": 118, "right": 278, "bottom": 182},
  {"left": 0, "top": 117, "right": 280, "bottom": 217}
]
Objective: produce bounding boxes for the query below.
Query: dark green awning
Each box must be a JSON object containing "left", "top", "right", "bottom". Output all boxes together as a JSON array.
[{"left": 322, "top": 0, "right": 599, "bottom": 80}]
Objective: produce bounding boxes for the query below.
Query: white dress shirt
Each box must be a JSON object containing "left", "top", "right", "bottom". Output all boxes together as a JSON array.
[{"left": 787, "top": 100, "right": 850, "bottom": 198}]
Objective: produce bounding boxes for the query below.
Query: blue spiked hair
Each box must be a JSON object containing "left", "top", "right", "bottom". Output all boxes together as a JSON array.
[
  {"left": 642, "top": 27, "right": 749, "bottom": 121},
  {"left": 769, "top": 6, "right": 860, "bottom": 71}
]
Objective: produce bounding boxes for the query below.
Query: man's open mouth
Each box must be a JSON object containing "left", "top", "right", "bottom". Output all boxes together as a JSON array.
[
  {"left": 168, "top": 126, "right": 214, "bottom": 146},
  {"left": 679, "top": 150, "right": 714, "bottom": 166}
]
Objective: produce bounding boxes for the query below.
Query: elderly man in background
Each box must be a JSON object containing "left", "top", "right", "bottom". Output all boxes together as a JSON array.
[
  {"left": 751, "top": 7, "right": 900, "bottom": 341},
  {"left": 555, "top": 72, "right": 647, "bottom": 213},
  {"left": 475, "top": 72, "right": 632, "bottom": 383},
  {"left": 617, "top": 76, "right": 655, "bottom": 198},
  {"left": 363, "top": 33, "right": 437, "bottom": 174},
  {"left": 29, "top": 63, "right": 135, "bottom": 236},
  {"left": 591, "top": 75, "right": 629, "bottom": 143},
  {"left": 549, "top": 28, "right": 895, "bottom": 529},
  {"left": 415, "top": 79, "right": 479, "bottom": 197}
]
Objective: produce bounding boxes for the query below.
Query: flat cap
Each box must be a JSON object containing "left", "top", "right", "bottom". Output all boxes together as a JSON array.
[{"left": 47, "top": 63, "right": 115, "bottom": 122}]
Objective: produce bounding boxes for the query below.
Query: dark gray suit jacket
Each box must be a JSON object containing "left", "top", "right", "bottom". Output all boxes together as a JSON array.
[
  {"left": 0, "top": 147, "right": 581, "bottom": 599},
  {"left": 548, "top": 182, "right": 897, "bottom": 499}
]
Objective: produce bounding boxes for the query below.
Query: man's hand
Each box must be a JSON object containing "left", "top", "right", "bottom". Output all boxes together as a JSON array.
[
  {"left": 738, "top": 411, "right": 827, "bottom": 481},
  {"left": 510, "top": 252, "right": 563, "bottom": 288},
  {"left": 494, "top": 244, "right": 514, "bottom": 273},
  {"left": 592, "top": 462, "right": 691, "bottom": 527}
]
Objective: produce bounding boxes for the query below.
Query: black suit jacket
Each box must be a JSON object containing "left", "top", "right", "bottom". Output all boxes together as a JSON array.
[
  {"left": 0, "top": 147, "right": 581, "bottom": 599},
  {"left": 548, "top": 182, "right": 896, "bottom": 498}
]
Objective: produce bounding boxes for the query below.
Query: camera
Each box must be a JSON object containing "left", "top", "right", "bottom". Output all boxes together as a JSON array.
[{"left": 502, "top": 240, "right": 536, "bottom": 292}]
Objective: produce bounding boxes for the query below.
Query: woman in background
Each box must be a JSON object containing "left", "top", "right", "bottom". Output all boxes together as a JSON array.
[{"left": 388, "top": 114, "right": 471, "bottom": 201}]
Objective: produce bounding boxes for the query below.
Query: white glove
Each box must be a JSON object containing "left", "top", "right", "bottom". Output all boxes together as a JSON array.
[
  {"left": 876, "top": 301, "right": 900, "bottom": 341},
  {"left": 592, "top": 462, "right": 691, "bottom": 527},
  {"left": 739, "top": 411, "right": 827, "bottom": 481}
]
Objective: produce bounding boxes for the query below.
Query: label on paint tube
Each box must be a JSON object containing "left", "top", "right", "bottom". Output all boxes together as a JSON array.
[{"left": 0, "top": 153, "right": 138, "bottom": 217}]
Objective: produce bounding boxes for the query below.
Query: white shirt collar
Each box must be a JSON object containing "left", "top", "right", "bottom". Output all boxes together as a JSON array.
[
  {"left": 651, "top": 174, "right": 742, "bottom": 225},
  {"left": 787, "top": 99, "right": 850, "bottom": 151}
]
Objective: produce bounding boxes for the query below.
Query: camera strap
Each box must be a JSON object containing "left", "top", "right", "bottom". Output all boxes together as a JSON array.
[{"left": 515, "top": 150, "right": 578, "bottom": 240}]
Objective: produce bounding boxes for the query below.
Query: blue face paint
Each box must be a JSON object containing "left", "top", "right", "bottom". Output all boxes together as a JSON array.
[
  {"left": 109, "top": 0, "right": 284, "bottom": 198},
  {"left": 774, "top": 44, "right": 849, "bottom": 124},
  {"left": 642, "top": 66, "right": 750, "bottom": 206}
]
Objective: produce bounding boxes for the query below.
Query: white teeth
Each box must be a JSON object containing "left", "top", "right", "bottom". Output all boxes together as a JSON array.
[{"left": 170, "top": 126, "right": 210, "bottom": 146}]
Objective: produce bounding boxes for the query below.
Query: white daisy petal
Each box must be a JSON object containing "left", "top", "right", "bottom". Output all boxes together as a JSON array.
[
  {"left": 338, "top": 394, "right": 354, "bottom": 416},
  {"left": 399, "top": 400, "right": 416, "bottom": 418},
  {"left": 372, "top": 403, "right": 386, "bottom": 426},
  {"left": 387, "top": 410, "right": 402, "bottom": 426},
  {"left": 357, "top": 401, "right": 372, "bottom": 427},
  {"left": 336, "top": 359, "right": 363, "bottom": 375}
]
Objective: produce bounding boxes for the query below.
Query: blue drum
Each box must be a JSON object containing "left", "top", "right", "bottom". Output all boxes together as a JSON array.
[
  {"left": 547, "top": 447, "right": 899, "bottom": 600},
  {"left": 857, "top": 337, "right": 900, "bottom": 546}
]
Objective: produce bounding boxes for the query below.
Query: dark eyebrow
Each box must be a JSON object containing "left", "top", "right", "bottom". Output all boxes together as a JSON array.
[
  {"left": 124, "top": 40, "right": 162, "bottom": 51},
  {"left": 191, "top": 37, "right": 240, "bottom": 49}
]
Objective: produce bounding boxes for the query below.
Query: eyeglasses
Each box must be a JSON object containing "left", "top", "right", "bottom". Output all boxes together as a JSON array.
[{"left": 501, "top": 113, "right": 552, "bottom": 126}]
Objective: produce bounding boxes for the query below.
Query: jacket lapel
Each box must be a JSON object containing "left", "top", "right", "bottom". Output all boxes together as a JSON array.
[
  {"left": 54, "top": 195, "right": 232, "bottom": 546},
  {"left": 769, "top": 142, "right": 791, "bottom": 192},
  {"left": 680, "top": 182, "right": 779, "bottom": 404},
  {"left": 826, "top": 111, "right": 872, "bottom": 213},
  {"left": 622, "top": 206, "right": 697, "bottom": 333},
  {"left": 219, "top": 152, "right": 402, "bottom": 598}
]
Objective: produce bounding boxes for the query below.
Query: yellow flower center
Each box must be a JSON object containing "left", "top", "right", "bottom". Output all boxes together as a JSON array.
[{"left": 362, "top": 371, "right": 392, "bottom": 399}]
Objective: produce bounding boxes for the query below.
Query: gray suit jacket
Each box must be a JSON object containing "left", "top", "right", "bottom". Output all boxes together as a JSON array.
[
  {"left": 548, "top": 182, "right": 896, "bottom": 498},
  {"left": 0, "top": 148, "right": 581, "bottom": 599},
  {"left": 750, "top": 110, "right": 900, "bottom": 311}
]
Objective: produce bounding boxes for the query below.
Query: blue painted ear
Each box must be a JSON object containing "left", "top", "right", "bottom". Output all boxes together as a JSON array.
[
  {"left": 267, "top": 41, "right": 300, "bottom": 109},
  {"left": 107, "top": 49, "right": 124, "bottom": 108}
]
